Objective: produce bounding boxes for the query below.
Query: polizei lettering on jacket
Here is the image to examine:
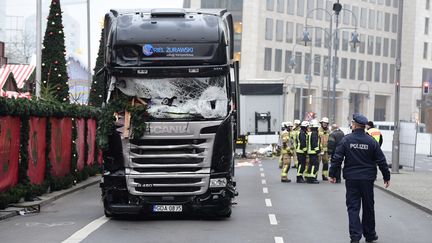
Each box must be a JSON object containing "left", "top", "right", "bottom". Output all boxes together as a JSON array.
[
  {"left": 349, "top": 143, "right": 369, "bottom": 150},
  {"left": 149, "top": 125, "right": 189, "bottom": 134}
]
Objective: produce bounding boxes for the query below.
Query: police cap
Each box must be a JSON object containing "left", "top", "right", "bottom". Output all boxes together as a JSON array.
[{"left": 352, "top": 113, "right": 368, "bottom": 126}]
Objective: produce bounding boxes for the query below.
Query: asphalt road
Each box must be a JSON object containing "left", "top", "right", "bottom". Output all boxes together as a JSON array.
[{"left": 1, "top": 158, "right": 432, "bottom": 243}]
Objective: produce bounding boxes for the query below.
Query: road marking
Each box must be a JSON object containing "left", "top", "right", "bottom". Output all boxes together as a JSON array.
[
  {"left": 259, "top": 164, "right": 262, "bottom": 167},
  {"left": 62, "top": 216, "right": 109, "bottom": 243},
  {"left": 429, "top": 169, "right": 432, "bottom": 172},
  {"left": 265, "top": 198, "right": 272, "bottom": 207},
  {"left": 274, "top": 237, "right": 284, "bottom": 243},
  {"left": 261, "top": 179, "right": 267, "bottom": 184},
  {"left": 269, "top": 214, "right": 278, "bottom": 225},
  {"left": 260, "top": 167, "right": 264, "bottom": 171},
  {"left": 263, "top": 187, "right": 269, "bottom": 194},
  {"left": 261, "top": 173, "right": 265, "bottom": 177}
]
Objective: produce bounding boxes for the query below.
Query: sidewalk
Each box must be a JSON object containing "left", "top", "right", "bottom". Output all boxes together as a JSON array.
[
  {"left": 0, "top": 176, "right": 100, "bottom": 221},
  {"left": 374, "top": 170, "right": 432, "bottom": 215}
]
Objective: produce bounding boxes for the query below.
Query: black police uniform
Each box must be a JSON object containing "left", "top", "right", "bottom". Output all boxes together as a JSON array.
[
  {"left": 329, "top": 114, "right": 390, "bottom": 243},
  {"left": 328, "top": 128, "right": 345, "bottom": 182}
]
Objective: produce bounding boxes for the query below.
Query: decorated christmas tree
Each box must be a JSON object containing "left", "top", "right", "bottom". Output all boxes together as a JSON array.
[
  {"left": 88, "top": 28, "right": 105, "bottom": 107},
  {"left": 41, "top": 0, "right": 69, "bottom": 103}
]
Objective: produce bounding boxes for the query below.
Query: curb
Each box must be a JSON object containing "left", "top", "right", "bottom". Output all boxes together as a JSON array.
[
  {"left": 0, "top": 176, "right": 100, "bottom": 221},
  {"left": 374, "top": 184, "right": 432, "bottom": 216}
]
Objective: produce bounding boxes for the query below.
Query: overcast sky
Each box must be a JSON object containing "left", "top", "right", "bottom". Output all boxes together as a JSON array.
[{"left": 5, "top": 0, "right": 184, "bottom": 69}]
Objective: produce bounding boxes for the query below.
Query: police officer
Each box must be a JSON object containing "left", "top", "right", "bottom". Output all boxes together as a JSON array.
[
  {"left": 366, "top": 121, "right": 383, "bottom": 147},
  {"left": 318, "top": 117, "right": 330, "bottom": 181},
  {"left": 306, "top": 119, "right": 320, "bottom": 184},
  {"left": 295, "top": 121, "right": 309, "bottom": 183},
  {"left": 328, "top": 124, "right": 345, "bottom": 183},
  {"left": 329, "top": 114, "right": 390, "bottom": 243}
]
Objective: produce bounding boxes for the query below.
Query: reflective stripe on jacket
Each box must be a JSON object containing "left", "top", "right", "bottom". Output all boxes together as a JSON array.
[{"left": 367, "top": 128, "right": 381, "bottom": 143}]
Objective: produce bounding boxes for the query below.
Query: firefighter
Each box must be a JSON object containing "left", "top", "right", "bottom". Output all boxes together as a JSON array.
[
  {"left": 305, "top": 119, "right": 320, "bottom": 184},
  {"left": 318, "top": 117, "right": 330, "bottom": 181},
  {"left": 295, "top": 121, "right": 309, "bottom": 183},
  {"left": 366, "top": 121, "right": 383, "bottom": 147},
  {"left": 278, "top": 122, "right": 288, "bottom": 168},
  {"left": 280, "top": 124, "right": 295, "bottom": 182},
  {"left": 291, "top": 119, "right": 301, "bottom": 168}
]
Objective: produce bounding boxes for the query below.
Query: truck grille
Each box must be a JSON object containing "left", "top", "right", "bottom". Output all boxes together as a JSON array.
[{"left": 126, "top": 130, "right": 216, "bottom": 196}]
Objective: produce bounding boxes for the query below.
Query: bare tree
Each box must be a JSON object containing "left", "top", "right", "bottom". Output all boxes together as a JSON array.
[{"left": 5, "top": 31, "right": 35, "bottom": 64}]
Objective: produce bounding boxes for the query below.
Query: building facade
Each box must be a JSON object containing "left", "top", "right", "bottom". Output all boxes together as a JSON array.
[{"left": 186, "top": 0, "right": 426, "bottom": 130}]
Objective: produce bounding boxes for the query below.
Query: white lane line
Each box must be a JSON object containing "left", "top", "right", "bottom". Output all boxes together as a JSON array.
[
  {"left": 261, "top": 179, "right": 267, "bottom": 184},
  {"left": 274, "top": 237, "right": 284, "bottom": 243},
  {"left": 259, "top": 164, "right": 262, "bottom": 167},
  {"left": 263, "top": 187, "right": 269, "bottom": 194},
  {"left": 265, "top": 198, "right": 272, "bottom": 207},
  {"left": 62, "top": 216, "right": 109, "bottom": 243},
  {"left": 269, "top": 214, "right": 278, "bottom": 225},
  {"left": 260, "top": 167, "right": 264, "bottom": 171},
  {"left": 261, "top": 173, "right": 265, "bottom": 177}
]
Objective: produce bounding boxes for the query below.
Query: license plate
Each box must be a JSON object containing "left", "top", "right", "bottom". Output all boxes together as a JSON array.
[{"left": 152, "top": 205, "right": 183, "bottom": 212}]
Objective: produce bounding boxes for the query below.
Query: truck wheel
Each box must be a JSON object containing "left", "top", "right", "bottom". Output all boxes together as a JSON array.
[{"left": 104, "top": 208, "right": 113, "bottom": 218}]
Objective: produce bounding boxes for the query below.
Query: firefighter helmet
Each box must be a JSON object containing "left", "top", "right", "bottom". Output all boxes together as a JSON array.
[
  {"left": 320, "top": 117, "right": 329, "bottom": 123},
  {"left": 286, "top": 121, "right": 293, "bottom": 127},
  {"left": 300, "top": 121, "right": 309, "bottom": 127},
  {"left": 310, "top": 119, "right": 320, "bottom": 128},
  {"left": 294, "top": 119, "right": 301, "bottom": 125}
]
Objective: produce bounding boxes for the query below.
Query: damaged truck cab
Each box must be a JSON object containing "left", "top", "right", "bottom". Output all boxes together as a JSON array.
[{"left": 100, "top": 8, "right": 240, "bottom": 217}]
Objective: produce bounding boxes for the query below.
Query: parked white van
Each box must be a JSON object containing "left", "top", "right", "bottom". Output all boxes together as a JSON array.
[{"left": 373, "top": 121, "right": 427, "bottom": 133}]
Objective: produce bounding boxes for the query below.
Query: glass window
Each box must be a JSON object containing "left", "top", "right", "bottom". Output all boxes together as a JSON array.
[
  {"left": 323, "top": 56, "right": 330, "bottom": 76},
  {"left": 374, "top": 62, "right": 381, "bottom": 82},
  {"left": 341, "top": 58, "right": 348, "bottom": 79},
  {"left": 382, "top": 63, "right": 388, "bottom": 83},
  {"left": 229, "top": 0, "right": 243, "bottom": 10},
  {"left": 368, "top": 10, "right": 376, "bottom": 29},
  {"left": 360, "top": 8, "right": 367, "bottom": 28},
  {"left": 349, "top": 59, "right": 356, "bottom": 80},
  {"left": 392, "top": 14, "right": 397, "bottom": 33},
  {"left": 295, "top": 51, "right": 302, "bottom": 74},
  {"left": 275, "top": 49, "right": 282, "bottom": 72},
  {"left": 264, "top": 48, "right": 272, "bottom": 71},
  {"left": 375, "top": 37, "right": 382, "bottom": 56},
  {"left": 314, "top": 55, "right": 321, "bottom": 76},
  {"left": 370, "top": 0, "right": 376, "bottom": 3},
  {"left": 393, "top": 0, "right": 399, "bottom": 8},
  {"left": 342, "top": 31, "right": 349, "bottom": 51},
  {"left": 286, "top": 22, "right": 294, "bottom": 43},
  {"left": 315, "top": 28, "right": 322, "bottom": 47},
  {"left": 384, "top": 13, "right": 390, "bottom": 32},
  {"left": 276, "top": 20, "right": 284, "bottom": 42},
  {"left": 307, "top": 0, "right": 314, "bottom": 18},
  {"left": 288, "top": 0, "right": 295, "bottom": 15},
  {"left": 389, "top": 64, "right": 395, "bottom": 83},
  {"left": 428, "top": 0, "right": 431, "bottom": 10},
  {"left": 424, "top": 42, "right": 428, "bottom": 59},
  {"left": 297, "top": 0, "right": 305, "bottom": 17},
  {"left": 265, "top": 18, "right": 273, "bottom": 40},
  {"left": 366, "top": 61, "right": 373, "bottom": 81},
  {"left": 324, "top": 28, "right": 330, "bottom": 47},
  {"left": 386, "top": 0, "right": 391, "bottom": 6},
  {"left": 266, "top": 0, "right": 274, "bottom": 11},
  {"left": 296, "top": 23, "right": 304, "bottom": 43},
  {"left": 304, "top": 53, "right": 311, "bottom": 74},
  {"left": 391, "top": 39, "right": 396, "bottom": 58},
  {"left": 378, "top": 0, "right": 384, "bottom": 5},
  {"left": 377, "top": 11, "right": 383, "bottom": 31},
  {"left": 367, "top": 35, "right": 374, "bottom": 55},
  {"left": 343, "top": 4, "right": 351, "bottom": 25},
  {"left": 383, "top": 38, "right": 389, "bottom": 57},
  {"left": 316, "top": 0, "right": 323, "bottom": 20},
  {"left": 359, "top": 34, "right": 366, "bottom": 53},
  {"left": 285, "top": 50, "right": 293, "bottom": 73},
  {"left": 358, "top": 60, "right": 365, "bottom": 81},
  {"left": 352, "top": 6, "right": 359, "bottom": 27},
  {"left": 325, "top": 1, "right": 332, "bottom": 21},
  {"left": 425, "top": 18, "right": 429, "bottom": 35},
  {"left": 277, "top": 0, "right": 285, "bottom": 13}
]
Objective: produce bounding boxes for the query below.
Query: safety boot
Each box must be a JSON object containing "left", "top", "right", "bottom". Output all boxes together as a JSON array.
[
  {"left": 306, "top": 177, "right": 319, "bottom": 184},
  {"left": 322, "top": 176, "right": 328, "bottom": 181},
  {"left": 366, "top": 235, "right": 378, "bottom": 243},
  {"left": 296, "top": 176, "right": 305, "bottom": 183},
  {"left": 281, "top": 178, "right": 291, "bottom": 183}
]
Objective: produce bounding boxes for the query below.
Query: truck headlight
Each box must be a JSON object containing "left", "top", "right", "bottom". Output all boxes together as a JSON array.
[{"left": 210, "top": 178, "right": 227, "bottom": 188}]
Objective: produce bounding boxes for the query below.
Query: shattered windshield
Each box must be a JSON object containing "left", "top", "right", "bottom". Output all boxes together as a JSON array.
[{"left": 117, "top": 76, "right": 228, "bottom": 119}]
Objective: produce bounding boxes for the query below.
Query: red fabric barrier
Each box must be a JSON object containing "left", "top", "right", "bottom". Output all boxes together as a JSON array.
[
  {"left": 87, "top": 119, "right": 96, "bottom": 166},
  {"left": 0, "top": 116, "right": 20, "bottom": 192},
  {"left": 27, "top": 117, "right": 47, "bottom": 185},
  {"left": 98, "top": 149, "right": 103, "bottom": 165},
  {"left": 76, "top": 119, "right": 86, "bottom": 171},
  {"left": 49, "top": 118, "right": 72, "bottom": 178}
]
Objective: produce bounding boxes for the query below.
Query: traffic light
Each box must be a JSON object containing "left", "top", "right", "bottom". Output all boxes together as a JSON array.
[{"left": 423, "top": 81, "right": 430, "bottom": 95}]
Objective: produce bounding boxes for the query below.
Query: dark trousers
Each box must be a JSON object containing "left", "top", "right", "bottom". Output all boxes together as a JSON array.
[
  {"left": 306, "top": 154, "right": 319, "bottom": 177},
  {"left": 345, "top": 180, "right": 376, "bottom": 241},
  {"left": 296, "top": 153, "right": 306, "bottom": 176}
]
